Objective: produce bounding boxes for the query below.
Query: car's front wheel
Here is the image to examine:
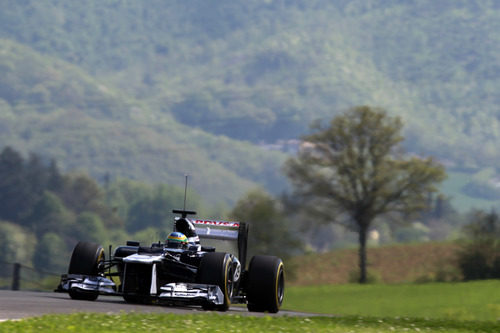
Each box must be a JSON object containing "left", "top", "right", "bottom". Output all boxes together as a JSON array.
[
  {"left": 67, "top": 241, "right": 104, "bottom": 301},
  {"left": 197, "top": 252, "right": 234, "bottom": 311}
]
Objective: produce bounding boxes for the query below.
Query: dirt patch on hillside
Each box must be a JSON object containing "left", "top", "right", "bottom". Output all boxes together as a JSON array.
[{"left": 288, "top": 242, "right": 461, "bottom": 285}]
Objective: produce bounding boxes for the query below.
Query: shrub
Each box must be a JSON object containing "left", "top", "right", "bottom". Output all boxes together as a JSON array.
[{"left": 456, "top": 209, "right": 500, "bottom": 280}]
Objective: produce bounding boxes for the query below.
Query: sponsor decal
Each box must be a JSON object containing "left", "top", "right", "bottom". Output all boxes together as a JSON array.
[
  {"left": 192, "top": 220, "right": 240, "bottom": 227},
  {"left": 174, "top": 292, "right": 192, "bottom": 297}
]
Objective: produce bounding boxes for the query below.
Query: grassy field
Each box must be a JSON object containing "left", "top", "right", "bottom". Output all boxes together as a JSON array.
[
  {"left": 1, "top": 280, "right": 498, "bottom": 332},
  {"left": 283, "top": 280, "right": 500, "bottom": 321},
  {"left": 1, "top": 312, "right": 499, "bottom": 333}
]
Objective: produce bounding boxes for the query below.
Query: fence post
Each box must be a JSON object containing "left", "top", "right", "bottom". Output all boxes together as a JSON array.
[{"left": 11, "top": 263, "right": 21, "bottom": 291}]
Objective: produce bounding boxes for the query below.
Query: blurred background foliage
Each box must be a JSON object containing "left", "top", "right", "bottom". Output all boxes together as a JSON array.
[
  {"left": 0, "top": 1, "right": 500, "bottom": 209},
  {"left": 0, "top": 147, "right": 207, "bottom": 273},
  {"left": 0, "top": 144, "right": 493, "bottom": 282},
  {"left": 0, "top": 1, "right": 499, "bottom": 278}
]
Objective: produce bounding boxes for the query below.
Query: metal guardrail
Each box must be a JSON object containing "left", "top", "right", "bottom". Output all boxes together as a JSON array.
[{"left": 0, "top": 260, "right": 61, "bottom": 291}]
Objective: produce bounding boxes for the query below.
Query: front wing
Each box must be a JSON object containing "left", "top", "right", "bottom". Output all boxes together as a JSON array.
[{"left": 56, "top": 274, "right": 225, "bottom": 306}]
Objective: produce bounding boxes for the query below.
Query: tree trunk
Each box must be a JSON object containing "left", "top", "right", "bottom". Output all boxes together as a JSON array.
[{"left": 358, "top": 226, "right": 368, "bottom": 283}]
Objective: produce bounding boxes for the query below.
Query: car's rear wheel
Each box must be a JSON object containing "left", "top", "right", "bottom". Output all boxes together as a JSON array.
[
  {"left": 67, "top": 241, "right": 104, "bottom": 301},
  {"left": 246, "top": 255, "right": 284, "bottom": 313},
  {"left": 197, "top": 252, "right": 234, "bottom": 311}
]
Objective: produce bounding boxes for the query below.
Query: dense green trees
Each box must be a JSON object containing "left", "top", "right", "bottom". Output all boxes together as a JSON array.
[
  {"left": 0, "top": 147, "right": 62, "bottom": 224},
  {"left": 230, "top": 189, "right": 300, "bottom": 260},
  {"left": 28, "top": 191, "right": 73, "bottom": 237},
  {"left": 0, "top": 221, "right": 35, "bottom": 269},
  {"left": 0, "top": 146, "right": 196, "bottom": 272},
  {"left": 33, "top": 232, "right": 67, "bottom": 273}
]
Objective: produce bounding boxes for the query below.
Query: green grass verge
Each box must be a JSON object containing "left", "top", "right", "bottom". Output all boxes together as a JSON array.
[
  {"left": 283, "top": 280, "right": 500, "bottom": 321},
  {"left": 1, "top": 312, "right": 499, "bottom": 333},
  {"left": 1, "top": 281, "right": 498, "bottom": 332}
]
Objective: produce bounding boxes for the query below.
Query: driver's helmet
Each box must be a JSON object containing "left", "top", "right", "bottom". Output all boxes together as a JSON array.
[
  {"left": 175, "top": 218, "right": 200, "bottom": 244},
  {"left": 166, "top": 232, "right": 188, "bottom": 249}
]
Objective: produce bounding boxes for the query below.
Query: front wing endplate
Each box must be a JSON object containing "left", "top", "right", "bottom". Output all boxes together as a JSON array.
[
  {"left": 57, "top": 274, "right": 116, "bottom": 295},
  {"left": 159, "top": 283, "right": 224, "bottom": 305}
]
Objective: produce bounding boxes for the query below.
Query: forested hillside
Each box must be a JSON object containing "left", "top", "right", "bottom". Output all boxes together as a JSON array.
[
  {"left": 0, "top": 39, "right": 287, "bottom": 204},
  {"left": 0, "top": 0, "right": 499, "bottom": 207}
]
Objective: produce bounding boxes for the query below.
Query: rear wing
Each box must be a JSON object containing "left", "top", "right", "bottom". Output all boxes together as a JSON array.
[
  {"left": 176, "top": 217, "right": 249, "bottom": 269},
  {"left": 192, "top": 219, "right": 241, "bottom": 240}
]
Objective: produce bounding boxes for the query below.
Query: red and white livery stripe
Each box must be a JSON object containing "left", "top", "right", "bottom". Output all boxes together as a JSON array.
[{"left": 192, "top": 219, "right": 240, "bottom": 228}]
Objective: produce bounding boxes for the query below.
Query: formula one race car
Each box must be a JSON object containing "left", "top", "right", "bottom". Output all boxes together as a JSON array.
[{"left": 56, "top": 209, "right": 285, "bottom": 313}]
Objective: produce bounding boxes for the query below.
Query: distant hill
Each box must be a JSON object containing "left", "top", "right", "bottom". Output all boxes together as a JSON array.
[
  {"left": 0, "top": 39, "right": 287, "bottom": 204},
  {"left": 1, "top": 1, "right": 500, "bottom": 205}
]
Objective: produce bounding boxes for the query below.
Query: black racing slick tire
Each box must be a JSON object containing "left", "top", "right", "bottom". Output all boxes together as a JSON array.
[
  {"left": 197, "top": 252, "right": 234, "bottom": 311},
  {"left": 67, "top": 241, "right": 105, "bottom": 301},
  {"left": 246, "top": 255, "right": 285, "bottom": 313}
]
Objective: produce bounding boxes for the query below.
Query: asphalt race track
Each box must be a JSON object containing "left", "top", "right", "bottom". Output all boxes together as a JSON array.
[{"left": 0, "top": 290, "right": 311, "bottom": 321}]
